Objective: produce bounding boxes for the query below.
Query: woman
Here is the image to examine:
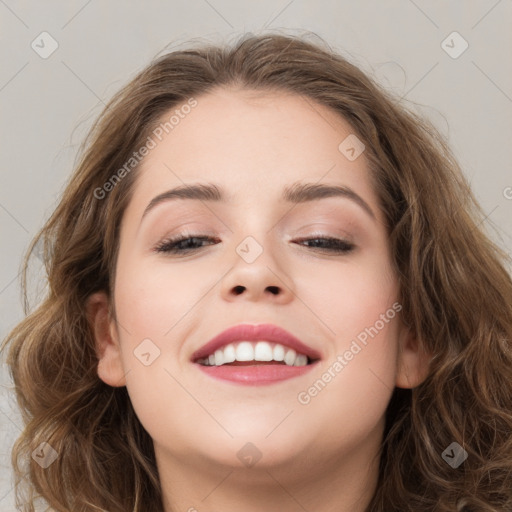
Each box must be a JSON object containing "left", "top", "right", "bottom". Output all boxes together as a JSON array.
[{"left": 3, "top": 32, "right": 512, "bottom": 512}]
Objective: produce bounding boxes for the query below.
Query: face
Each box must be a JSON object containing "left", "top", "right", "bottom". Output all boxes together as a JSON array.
[{"left": 90, "top": 87, "right": 426, "bottom": 478}]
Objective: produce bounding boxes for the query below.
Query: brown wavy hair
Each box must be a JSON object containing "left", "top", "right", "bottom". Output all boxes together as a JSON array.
[{"left": 2, "top": 31, "right": 512, "bottom": 512}]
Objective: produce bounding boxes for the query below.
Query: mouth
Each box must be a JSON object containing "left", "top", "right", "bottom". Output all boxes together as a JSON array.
[
  {"left": 194, "top": 341, "right": 319, "bottom": 367},
  {"left": 191, "top": 324, "right": 322, "bottom": 385}
]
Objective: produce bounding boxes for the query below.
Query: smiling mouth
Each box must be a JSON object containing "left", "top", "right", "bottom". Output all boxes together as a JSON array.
[{"left": 194, "top": 341, "right": 319, "bottom": 367}]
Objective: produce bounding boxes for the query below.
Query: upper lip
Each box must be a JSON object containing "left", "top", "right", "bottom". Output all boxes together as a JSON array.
[{"left": 191, "top": 323, "right": 322, "bottom": 362}]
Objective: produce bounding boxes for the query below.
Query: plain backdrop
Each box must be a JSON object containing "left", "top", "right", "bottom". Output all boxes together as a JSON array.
[{"left": 1, "top": 1, "right": 511, "bottom": 509}]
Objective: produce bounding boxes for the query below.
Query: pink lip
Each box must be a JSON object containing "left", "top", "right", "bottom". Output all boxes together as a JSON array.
[
  {"left": 196, "top": 362, "right": 320, "bottom": 386},
  {"left": 191, "top": 323, "right": 322, "bottom": 362}
]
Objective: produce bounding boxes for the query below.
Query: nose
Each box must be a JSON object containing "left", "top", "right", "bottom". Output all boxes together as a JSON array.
[{"left": 219, "top": 238, "right": 295, "bottom": 304}]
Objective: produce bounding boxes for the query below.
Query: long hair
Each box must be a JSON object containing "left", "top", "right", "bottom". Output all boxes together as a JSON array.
[{"left": 3, "top": 32, "right": 512, "bottom": 511}]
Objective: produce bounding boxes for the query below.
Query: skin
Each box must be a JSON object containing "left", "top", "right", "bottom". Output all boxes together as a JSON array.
[{"left": 87, "top": 87, "right": 430, "bottom": 512}]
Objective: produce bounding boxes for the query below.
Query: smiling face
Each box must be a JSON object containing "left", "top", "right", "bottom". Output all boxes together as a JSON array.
[{"left": 88, "top": 87, "right": 428, "bottom": 503}]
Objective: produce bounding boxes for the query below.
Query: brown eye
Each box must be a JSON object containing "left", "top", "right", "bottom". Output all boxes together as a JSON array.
[
  {"left": 154, "top": 235, "right": 219, "bottom": 254},
  {"left": 294, "top": 236, "right": 355, "bottom": 253}
]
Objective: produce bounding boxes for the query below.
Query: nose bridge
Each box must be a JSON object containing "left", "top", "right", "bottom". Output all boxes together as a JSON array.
[
  {"left": 231, "top": 200, "right": 285, "bottom": 263},
  {"left": 228, "top": 203, "right": 279, "bottom": 262},
  {"left": 219, "top": 226, "right": 294, "bottom": 302}
]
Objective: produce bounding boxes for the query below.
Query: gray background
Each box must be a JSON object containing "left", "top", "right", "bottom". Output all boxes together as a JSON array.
[{"left": 1, "top": 1, "right": 511, "bottom": 509}]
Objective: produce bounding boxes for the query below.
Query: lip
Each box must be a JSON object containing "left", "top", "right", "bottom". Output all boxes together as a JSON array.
[
  {"left": 196, "top": 361, "right": 320, "bottom": 385},
  {"left": 191, "top": 323, "right": 322, "bottom": 362}
]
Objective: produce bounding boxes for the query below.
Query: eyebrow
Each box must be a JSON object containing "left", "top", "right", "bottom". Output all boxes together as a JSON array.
[{"left": 141, "top": 181, "right": 376, "bottom": 222}]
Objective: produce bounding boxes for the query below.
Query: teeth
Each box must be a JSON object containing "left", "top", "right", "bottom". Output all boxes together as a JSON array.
[
  {"left": 284, "top": 348, "right": 296, "bottom": 366},
  {"left": 214, "top": 349, "right": 224, "bottom": 366},
  {"left": 235, "top": 341, "right": 254, "bottom": 361},
  {"left": 223, "top": 344, "right": 236, "bottom": 363},
  {"left": 294, "top": 354, "right": 308, "bottom": 366},
  {"left": 273, "top": 344, "right": 285, "bottom": 361},
  {"left": 254, "top": 341, "right": 273, "bottom": 361},
  {"left": 273, "top": 344, "right": 286, "bottom": 361},
  {"left": 197, "top": 341, "right": 310, "bottom": 367}
]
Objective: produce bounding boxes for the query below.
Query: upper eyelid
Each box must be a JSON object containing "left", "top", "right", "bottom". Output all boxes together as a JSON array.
[
  {"left": 156, "top": 230, "right": 354, "bottom": 242},
  {"left": 139, "top": 202, "right": 369, "bottom": 237}
]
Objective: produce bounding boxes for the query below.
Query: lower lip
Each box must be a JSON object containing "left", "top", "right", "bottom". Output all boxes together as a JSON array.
[{"left": 194, "top": 362, "right": 319, "bottom": 385}]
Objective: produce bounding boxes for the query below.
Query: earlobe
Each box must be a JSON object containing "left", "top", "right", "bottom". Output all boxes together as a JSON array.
[
  {"left": 85, "top": 291, "right": 127, "bottom": 387},
  {"left": 395, "top": 327, "right": 431, "bottom": 389}
]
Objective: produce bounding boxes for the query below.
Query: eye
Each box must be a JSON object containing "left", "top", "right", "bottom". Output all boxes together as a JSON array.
[
  {"left": 153, "top": 234, "right": 219, "bottom": 254},
  {"left": 153, "top": 234, "right": 355, "bottom": 255},
  {"left": 293, "top": 236, "right": 355, "bottom": 254}
]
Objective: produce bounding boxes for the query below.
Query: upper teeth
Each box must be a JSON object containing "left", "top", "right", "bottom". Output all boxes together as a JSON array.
[{"left": 197, "top": 341, "right": 309, "bottom": 367}]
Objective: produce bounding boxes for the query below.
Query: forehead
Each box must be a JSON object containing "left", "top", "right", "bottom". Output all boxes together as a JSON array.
[{"left": 126, "top": 87, "right": 379, "bottom": 218}]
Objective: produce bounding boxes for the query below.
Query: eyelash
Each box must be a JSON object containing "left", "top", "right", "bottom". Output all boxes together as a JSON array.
[{"left": 153, "top": 234, "right": 355, "bottom": 255}]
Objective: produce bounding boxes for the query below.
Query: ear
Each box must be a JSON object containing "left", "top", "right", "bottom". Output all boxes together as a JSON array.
[
  {"left": 85, "top": 291, "right": 126, "bottom": 387},
  {"left": 395, "top": 325, "right": 431, "bottom": 389}
]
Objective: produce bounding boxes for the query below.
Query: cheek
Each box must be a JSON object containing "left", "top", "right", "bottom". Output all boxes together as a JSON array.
[
  {"left": 295, "top": 313, "right": 399, "bottom": 452},
  {"left": 297, "top": 250, "right": 399, "bottom": 343},
  {"left": 294, "top": 250, "right": 400, "bottom": 402},
  {"left": 111, "top": 257, "right": 199, "bottom": 442},
  {"left": 113, "top": 256, "right": 209, "bottom": 342}
]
